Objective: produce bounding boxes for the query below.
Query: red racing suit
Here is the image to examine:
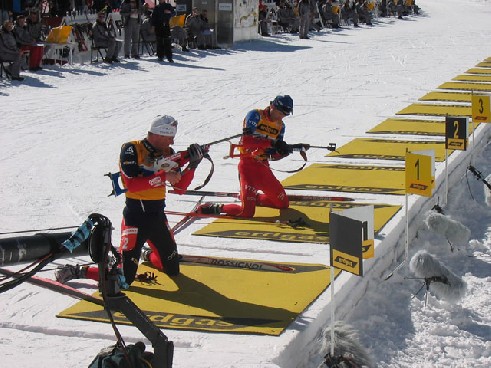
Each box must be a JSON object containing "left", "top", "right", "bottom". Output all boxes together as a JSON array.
[{"left": 221, "top": 107, "right": 290, "bottom": 218}]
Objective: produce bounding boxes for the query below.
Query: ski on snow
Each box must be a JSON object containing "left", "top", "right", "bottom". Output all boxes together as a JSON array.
[
  {"left": 166, "top": 209, "right": 309, "bottom": 228},
  {"left": 171, "top": 195, "right": 206, "bottom": 235},
  {"left": 179, "top": 254, "right": 295, "bottom": 272},
  {"left": 0, "top": 267, "right": 104, "bottom": 306},
  {"left": 169, "top": 189, "right": 355, "bottom": 202}
]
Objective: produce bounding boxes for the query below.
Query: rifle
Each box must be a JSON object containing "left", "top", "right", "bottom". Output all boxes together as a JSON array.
[{"left": 106, "top": 134, "right": 243, "bottom": 196}]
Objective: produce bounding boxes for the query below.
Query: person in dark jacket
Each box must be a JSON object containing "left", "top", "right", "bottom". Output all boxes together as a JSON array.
[
  {"left": 14, "top": 15, "right": 44, "bottom": 71},
  {"left": 0, "top": 20, "right": 24, "bottom": 81},
  {"left": 151, "top": 0, "right": 175, "bottom": 62},
  {"left": 26, "top": 11, "right": 43, "bottom": 42},
  {"left": 91, "top": 11, "right": 122, "bottom": 63}
]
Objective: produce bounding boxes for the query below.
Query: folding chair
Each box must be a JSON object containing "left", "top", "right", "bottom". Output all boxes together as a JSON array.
[
  {"left": 0, "top": 60, "right": 7, "bottom": 78},
  {"left": 0, "top": 60, "right": 14, "bottom": 79},
  {"left": 20, "top": 49, "right": 31, "bottom": 70},
  {"left": 139, "top": 31, "right": 155, "bottom": 56},
  {"left": 90, "top": 38, "right": 108, "bottom": 62}
]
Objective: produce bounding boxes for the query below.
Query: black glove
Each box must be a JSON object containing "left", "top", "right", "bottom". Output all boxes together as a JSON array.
[
  {"left": 275, "top": 140, "right": 293, "bottom": 155},
  {"left": 243, "top": 127, "right": 253, "bottom": 135},
  {"left": 187, "top": 143, "right": 205, "bottom": 169}
]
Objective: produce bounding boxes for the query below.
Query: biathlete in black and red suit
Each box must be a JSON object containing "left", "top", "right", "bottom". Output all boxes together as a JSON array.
[{"left": 56, "top": 115, "right": 207, "bottom": 285}]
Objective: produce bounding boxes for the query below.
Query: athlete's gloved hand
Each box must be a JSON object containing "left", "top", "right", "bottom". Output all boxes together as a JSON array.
[
  {"left": 275, "top": 140, "right": 293, "bottom": 155},
  {"left": 187, "top": 143, "right": 205, "bottom": 169},
  {"left": 243, "top": 127, "right": 253, "bottom": 135}
]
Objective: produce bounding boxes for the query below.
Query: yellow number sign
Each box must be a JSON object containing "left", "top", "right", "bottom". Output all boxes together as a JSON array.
[
  {"left": 472, "top": 94, "right": 490, "bottom": 123},
  {"left": 405, "top": 152, "right": 433, "bottom": 197},
  {"left": 445, "top": 116, "right": 468, "bottom": 151}
]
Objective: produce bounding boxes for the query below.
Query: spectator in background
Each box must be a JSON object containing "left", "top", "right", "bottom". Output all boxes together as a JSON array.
[
  {"left": 14, "top": 15, "right": 44, "bottom": 71},
  {"left": 298, "top": 0, "right": 312, "bottom": 39},
  {"left": 0, "top": 20, "right": 24, "bottom": 81},
  {"left": 355, "top": 0, "right": 372, "bottom": 26},
  {"left": 120, "top": 0, "right": 142, "bottom": 58},
  {"left": 277, "top": 2, "right": 298, "bottom": 33},
  {"left": 185, "top": 7, "right": 214, "bottom": 49},
  {"left": 26, "top": 11, "right": 43, "bottom": 42},
  {"left": 92, "top": 11, "right": 122, "bottom": 63},
  {"left": 199, "top": 9, "right": 214, "bottom": 48},
  {"left": 140, "top": 5, "right": 156, "bottom": 54},
  {"left": 258, "top": 0, "right": 270, "bottom": 36},
  {"left": 341, "top": 0, "right": 359, "bottom": 27},
  {"left": 151, "top": 0, "right": 175, "bottom": 62},
  {"left": 396, "top": 0, "right": 404, "bottom": 19},
  {"left": 185, "top": 7, "right": 204, "bottom": 49},
  {"left": 322, "top": 0, "right": 341, "bottom": 29}
]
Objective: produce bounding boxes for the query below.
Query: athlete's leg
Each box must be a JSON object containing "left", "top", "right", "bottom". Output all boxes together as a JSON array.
[
  {"left": 145, "top": 211, "right": 180, "bottom": 276},
  {"left": 256, "top": 167, "right": 289, "bottom": 209},
  {"left": 221, "top": 160, "right": 260, "bottom": 218}
]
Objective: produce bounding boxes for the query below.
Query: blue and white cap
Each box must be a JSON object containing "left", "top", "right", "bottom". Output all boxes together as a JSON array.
[{"left": 149, "top": 115, "right": 178, "bottom": 137}]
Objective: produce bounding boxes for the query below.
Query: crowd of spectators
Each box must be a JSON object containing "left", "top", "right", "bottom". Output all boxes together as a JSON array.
[
  {"left": 1, "top": 0, "right": 420, "bottom": 82},
  {"left": 260, "top": 0, "right": 419, "bottom": 37}
]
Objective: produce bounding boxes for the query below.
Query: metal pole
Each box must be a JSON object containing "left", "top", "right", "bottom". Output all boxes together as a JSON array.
[
  {"left": 330, "top": 265, "right": 336, "bottom": 356},
  {"left": 444, "top": 148, "right": 448, "bottom": 206},
  {"left": 405, "top": 193, "right": 409, "bottom": 262}
]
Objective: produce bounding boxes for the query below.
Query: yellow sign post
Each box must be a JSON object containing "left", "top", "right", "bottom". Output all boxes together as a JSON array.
[{"left": 386, "top": 151, "right": 434, "bottom": 279}]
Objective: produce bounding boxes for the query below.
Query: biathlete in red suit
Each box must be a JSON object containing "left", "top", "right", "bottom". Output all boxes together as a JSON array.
[
  {"left": 55, "top": 115, "right": 207, "bottom": 285},
  {"left": 200, "top": 95, "right": 309, "bottom": 218}
]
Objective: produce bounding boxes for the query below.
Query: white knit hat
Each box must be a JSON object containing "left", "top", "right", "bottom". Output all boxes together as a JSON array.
[{"left": 149, "top": 115, "right": 178, "bottom": 137}]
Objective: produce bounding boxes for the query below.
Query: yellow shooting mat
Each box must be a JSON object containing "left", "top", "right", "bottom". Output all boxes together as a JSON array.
[
  {"left": 419, "top": 91, "right": 472, "bottom": 103},
  {"left": 476, "top": 62, "right": 491, "bottom": 68},
  {"left": 367, "top": 118, "right": 445, "bottom": 136},
  {"left": 367, "top": 117, "right": 478, "bottom": 136},
  {"left": 192, "top": 201, "right": 401, "bottom": 244},
  {"left": 452, "top": 74, "right": 491, "bottom": 82},
  {"left": 281, "top": 163, "right": 406, "bottom": 195},
  {"left": 326, "top": 138, "right": 449, "bottom": 162},
  {"left": 466, "top": 68, "right": 491, "bottom": 75},
  {"left": 396, "top": 103, "right": 471, "bottom": 117},
  {"left": 58, "top": 261, "right": 338, "bottom": 336},
  {"left": 438, "top": 81, "right": 491, "bottom": 92}
]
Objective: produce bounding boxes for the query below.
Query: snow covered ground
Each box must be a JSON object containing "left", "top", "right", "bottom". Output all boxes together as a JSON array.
[{"left": 1, "top": 0, "right": 491, "bottom": 367}]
